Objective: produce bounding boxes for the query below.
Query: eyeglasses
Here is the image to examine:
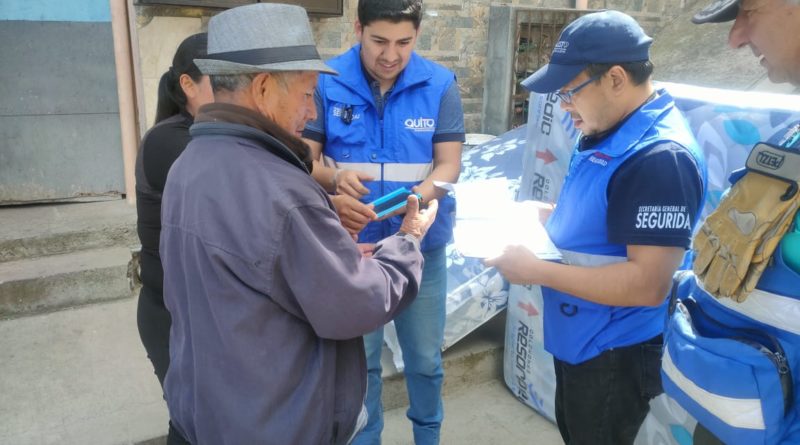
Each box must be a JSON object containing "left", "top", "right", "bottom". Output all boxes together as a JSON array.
[{"left": 555, "top": 75, "right": 600, "bottom": 104}]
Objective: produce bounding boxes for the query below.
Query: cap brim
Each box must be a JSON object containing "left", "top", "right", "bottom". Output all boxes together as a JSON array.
[
  {"left": 521, "top": 63, "right": 585, "bottom": 93},
  {"left": 691, "top": 0, "right": 739, "bottom": 24},
  {"left": 194, "top": 58, "right": 338, "bottom": 76}
]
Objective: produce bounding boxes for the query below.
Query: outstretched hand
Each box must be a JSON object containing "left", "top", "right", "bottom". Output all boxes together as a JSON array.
[{"left": 398, "top": 195, "right": 438, "bottom": 240}]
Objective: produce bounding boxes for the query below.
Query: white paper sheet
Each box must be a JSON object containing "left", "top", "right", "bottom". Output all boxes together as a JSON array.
[{"left": 435, "top": 179, "right": 562, "bottom": 260}]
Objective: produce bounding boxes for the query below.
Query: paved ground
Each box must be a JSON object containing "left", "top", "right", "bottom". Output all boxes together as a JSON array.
[
  {"left": 383, "top": 379, "right": 562, "bottom": 445},
  {"left": 0, "top": 297, "right": 560, "bottom": 445},
  {"left": 0, "top": 299, "right": 166, "bottom": 445}
]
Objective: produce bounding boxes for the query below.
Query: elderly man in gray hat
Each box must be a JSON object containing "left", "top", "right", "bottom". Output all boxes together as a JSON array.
[{"left": 159, "top": 4, "right": 439, "bottom": 444}]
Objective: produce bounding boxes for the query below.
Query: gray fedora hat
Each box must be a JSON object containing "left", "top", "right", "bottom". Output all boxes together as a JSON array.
[{"left": 194, "top": 3, "right": 337, "bottom": 76}]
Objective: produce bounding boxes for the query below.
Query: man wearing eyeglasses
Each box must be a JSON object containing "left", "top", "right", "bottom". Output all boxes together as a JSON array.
[{"left": 485, "top": 10, "right": 707, "bottom": 445}]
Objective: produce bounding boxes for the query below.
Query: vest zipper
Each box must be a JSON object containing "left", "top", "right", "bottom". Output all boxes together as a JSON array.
[{"left": 380, "top": 117, "right": 385, "bottom": 197}]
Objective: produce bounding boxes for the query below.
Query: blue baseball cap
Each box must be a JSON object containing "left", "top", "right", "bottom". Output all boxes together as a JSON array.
[
  {"left": 692, "top": 0, "right": 739, "bottom": 24},
  {"left": 521, "top": 10, "right": 653, "bottom": 93}
]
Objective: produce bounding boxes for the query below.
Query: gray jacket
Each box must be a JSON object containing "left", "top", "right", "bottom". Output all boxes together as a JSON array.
[{"left": 160, "top": 113, "right": 422, "bottom": 445}]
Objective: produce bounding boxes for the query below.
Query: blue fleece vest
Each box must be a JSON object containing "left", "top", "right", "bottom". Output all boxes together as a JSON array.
[
  {"left": 543, "top": 91, "right": 707, "bottom": 364},
  {"left": 318, "top": 45, "right": 456, "bottom": 251}
]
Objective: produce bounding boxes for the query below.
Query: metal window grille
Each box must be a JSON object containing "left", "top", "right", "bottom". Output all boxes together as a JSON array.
[
  {"left": 482, "top": 5, "right": 668, "bottom": 135},
  {"left": 511, "top": 8, "right": 592, "bottom": 128}
]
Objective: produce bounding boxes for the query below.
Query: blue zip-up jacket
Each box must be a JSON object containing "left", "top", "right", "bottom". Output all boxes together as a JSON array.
[
  {"left": 318, "top": 45, "right": 456, "bottom": 251},
  {"left": 543, "top": 90, "right": 707, "bottom": 364}
]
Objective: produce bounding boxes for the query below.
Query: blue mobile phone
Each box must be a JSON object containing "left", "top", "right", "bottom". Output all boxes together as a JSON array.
[{"left": 370, "top": 187, "right": 421, "bottom": 218}]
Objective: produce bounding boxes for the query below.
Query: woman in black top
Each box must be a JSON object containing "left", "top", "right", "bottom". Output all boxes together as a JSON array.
[{"left": 135, "top": 33, "right": 212, "bottom": 388}]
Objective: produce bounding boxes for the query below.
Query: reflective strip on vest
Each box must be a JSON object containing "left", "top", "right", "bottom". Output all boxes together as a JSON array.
[
  {"left": 328, "top": 158, "right": 433, "bottom": 183},
  {"left": 560, "top": 249, "right": 627, "bottom": 267},
  {"left": 662, "top": 347, "right": 766, "bottom": 430},
  {"left": 699, "top": 278, "right": 800, "bottom": 336}
]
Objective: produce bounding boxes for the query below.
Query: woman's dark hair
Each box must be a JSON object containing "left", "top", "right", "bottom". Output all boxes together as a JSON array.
[{"left": 154, "top": 32, "right": 208, "bottom": 124}]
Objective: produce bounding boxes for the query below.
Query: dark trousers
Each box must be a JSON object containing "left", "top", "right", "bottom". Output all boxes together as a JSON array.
[
  {"left": 137, "top": 284, "right": 172, "bottom": 386},
  {"left": 137, "top": 285, "right": 190, "bottom": 444},
  {"left": 553, "top": 335, "right": 664, "bottom": 445}
]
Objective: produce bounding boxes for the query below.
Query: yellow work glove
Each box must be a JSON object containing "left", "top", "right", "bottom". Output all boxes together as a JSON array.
[
  {"left": 693, "top": 143, "right": 800, "bottom": 301},
  {"left": 734, "top": 205, "right": 800, "bottom": 301}
]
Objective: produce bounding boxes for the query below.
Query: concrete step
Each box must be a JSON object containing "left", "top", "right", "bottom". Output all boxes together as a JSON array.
[
  {"left": 0, "top": 246, "right": 134, "bottom": 319},
  {"left": 0, "top": 199, "right": 137, "bottom": 263},
  {"left": 0, "top": 298, "right": 521, "bottom": 445}
]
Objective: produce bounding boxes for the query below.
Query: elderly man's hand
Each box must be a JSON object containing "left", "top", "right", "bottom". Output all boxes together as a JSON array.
[
  {"left": 331, "top": 194, "right": 377, "bottom": 236},
  {"left": 398, "top": 195, "right": 438, "bottom": 240},
  {"left": 335, "top": 169, "right": 374, "bottom": 199},
  {"left": 484, "top": 245, "right": 543, "bottom": 285}
]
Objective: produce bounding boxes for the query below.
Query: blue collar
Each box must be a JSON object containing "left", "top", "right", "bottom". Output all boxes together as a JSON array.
[
  {"left": 330, "top": 44, "right": 434, "bottom": 104},
  {"left": 583, "top": 89, "right": 675, "bottom": 158}
]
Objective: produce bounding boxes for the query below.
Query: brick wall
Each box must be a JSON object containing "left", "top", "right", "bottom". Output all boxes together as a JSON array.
[
  {"left": 308, "top": 0, "right": 687, "bottom": 132},
  {"left": 308, "top": 0, "right": 579, "bottom": 132},
  {"left": 135, "top": 0, "right": 688, "bottom": 133}
]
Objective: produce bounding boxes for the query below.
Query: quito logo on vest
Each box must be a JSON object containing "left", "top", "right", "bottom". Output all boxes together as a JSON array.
[{"left": 404, "top": 117, "right": 436, "bottom": 132}]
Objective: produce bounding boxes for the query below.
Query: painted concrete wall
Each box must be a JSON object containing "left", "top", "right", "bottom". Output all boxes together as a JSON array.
[
  {"left": 0, "top": 1, "right": 124, "bottom": 203},
  {"left": 0, "top": 0, "right": 111, "bottom": 22},
  {"left": 135, "top": 11, "right": 206, "bottom": 129}
]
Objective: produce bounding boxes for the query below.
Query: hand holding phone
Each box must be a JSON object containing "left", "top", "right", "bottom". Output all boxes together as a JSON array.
[{"left": 370, "top": 187, "right": 422, "bottom": 218}]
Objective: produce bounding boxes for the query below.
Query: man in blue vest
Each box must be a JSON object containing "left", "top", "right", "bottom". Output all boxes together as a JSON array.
[
  {"left": 674, "top": 1, "right": 800, "bottom": 444},
  {"left": 302, "top": 0, "right": 464, "bottom": 443},
  {"left": 485, "top": 11, "right": 707, "bottom": 445}
]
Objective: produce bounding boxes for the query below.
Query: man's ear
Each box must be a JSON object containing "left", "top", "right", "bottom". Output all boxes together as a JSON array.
[
  {"left": 251, "top": 72, "right": 270, "bottom": 100},
  {"left": 354, "top": 19, "right": 363, "bottom": 40},
  {"left": 251, "top": 72, "right": 276, "bottom": 116},
  {"left": 607, "top": 65, "right": 628, "bottom": 94}
]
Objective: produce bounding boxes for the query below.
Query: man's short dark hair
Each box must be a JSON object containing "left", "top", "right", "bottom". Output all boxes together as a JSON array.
[
  {"left": 586, "top": 61, "right": 654, "bottom": 86},
  {"left": 358, "top": 0, "right": 423, "bottom": 29}
]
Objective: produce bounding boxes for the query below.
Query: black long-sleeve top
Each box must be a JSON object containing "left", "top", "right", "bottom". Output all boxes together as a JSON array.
[{"left": 135, "top": 112, "right": 193, "bottom": 294}]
